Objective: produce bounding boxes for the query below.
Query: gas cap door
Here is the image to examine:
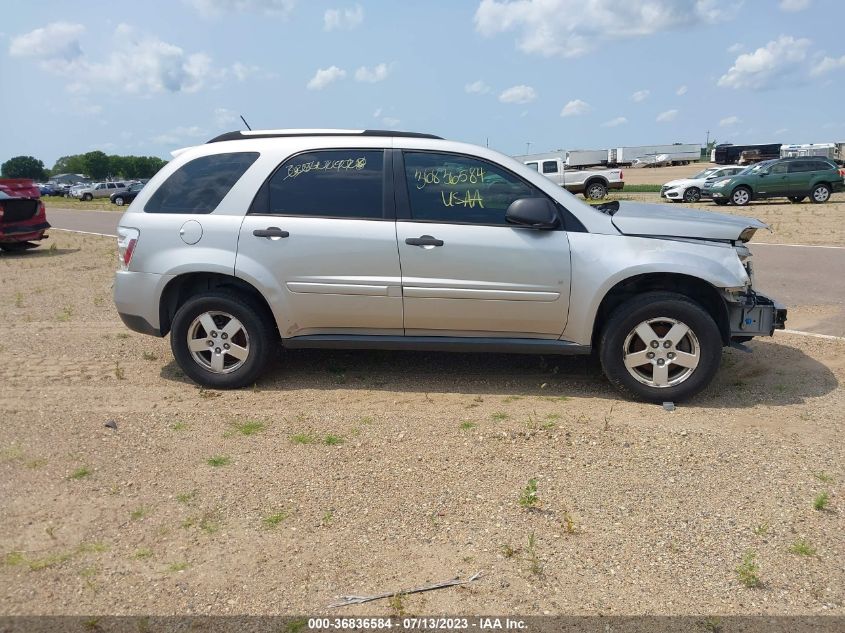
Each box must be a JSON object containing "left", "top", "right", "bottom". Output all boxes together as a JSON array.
[{"left": 179, "top": 220, "right": 203, "bottom": 245}]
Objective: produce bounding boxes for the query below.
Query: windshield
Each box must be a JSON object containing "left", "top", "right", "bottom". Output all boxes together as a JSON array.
[
  {"left": 691, "top": 168, "right": 718, "bottom": 179},
  {"left": 739, "top": 160, "right": 776, "bottom": 175}
]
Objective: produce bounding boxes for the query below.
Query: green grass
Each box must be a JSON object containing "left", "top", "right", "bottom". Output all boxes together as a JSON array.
[
  {"left": 134, "top": 548, "right": 153, "bottom": 559},
  {"left": 736, "top": 551, "right": 762, "bottom": 588},
  {"left": 170, "top": 420, "right": 187, "bottom": 431},
  {"left": 519, "top": 478, "right": 539, "bottom": 509},
  {"left": 176, "top": 490, "right": 197, "bottom": 504},
  {"left": 789, "top": 539, "right": 817, "bottom": 556},
  {"left": 44, "top": 197, "right": 115, "bottom": 211},
  {"left": 291, "top": 432, "right": 317, "bottom": 445},
  {"left": 526, "top": 532, "right": 543, "bottom": 576},
  {"left": 459, "top": 421, "right": 477, "bottom": 431},
  {"left": 3, "top": 551, "right": 26, "bottom": 566},
  {"left": 491, "top": 412, "right": 509, "bottom": 422},
  {"left": 323, "top": 434, "right": 345, "bottom": 446},
  {"left": 167, "top": 561, "right": 188, "bottom": 572},
  {"left": 233, "top": 419, "right": 265, "bottom": 436},
  {"left": 129, "top": 507, "right": 147, "bottom": 521},
  {"left": 206, "top": 455, "right": 230, "bottom": 467},
  {"left": 619, "top": 184, "right": 663, "bottom": 192},
  {"left": 57, "top": 306, "right": 73, "bottom": 322},
  {"left": 68, "top": 466, "right": 91, "bottom": 480},
  {"left": 813, "top": 472, "right": 833, "bottom": 483},
  {"left": 813, "top": 492, "right": 830, "bottom": 511},
  {"left": 752, "top": 522, "right": 769, "bottom": 536},
  {"left": 263, "top": 511, "right": 290, "bottom": 528},
  {"left": 141, "top": 351, "right": 158, "bottom": 361}
]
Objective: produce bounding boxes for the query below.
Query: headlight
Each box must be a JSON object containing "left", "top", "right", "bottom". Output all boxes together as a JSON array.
[{"left": 714, "top": 180, "right": 730, "bottom": 188}]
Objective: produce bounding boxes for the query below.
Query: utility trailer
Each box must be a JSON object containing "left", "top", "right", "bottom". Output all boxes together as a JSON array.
[
  {"left": 607, "top": 143, "right": 699, "bottom": 167},
  {"left": 565, "top": 149, "right": 608, "bottom": 168},
  {"left": 713, "top": 143, "right": 780, "bottom": 165}
]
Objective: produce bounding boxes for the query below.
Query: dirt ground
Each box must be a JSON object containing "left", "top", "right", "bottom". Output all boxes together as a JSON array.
[
  {"left": 0, "top": 232, "right": 842, "bottom": 617},
  {"left": 619, "top": 163, "right": 709, "bottom": 186}
]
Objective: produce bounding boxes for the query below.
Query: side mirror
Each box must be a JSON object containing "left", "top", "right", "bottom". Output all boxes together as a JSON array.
[{"left": 505, "top": 197, "right": 559, "bottom": 229}]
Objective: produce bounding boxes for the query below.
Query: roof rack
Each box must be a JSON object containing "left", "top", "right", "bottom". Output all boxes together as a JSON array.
[{"left": 206, "top": 129, "right": 442, "bottom": 144}]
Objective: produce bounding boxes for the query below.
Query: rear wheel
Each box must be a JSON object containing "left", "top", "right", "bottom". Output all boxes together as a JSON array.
[
  {"left": 683, "top": 187, "right": 701, "bottom": 202},
  {"left": 585, "top": 181, "right": 608, "bottom": 200},
  {"left": 599, "top": 292, "right": 722, "bottom": 403},
  {"left": 788, "top": 196, "right": 805, "bottom": 204},
  {"left": 811, "top": 184, "right": 831, "bottom": 204},
  {"left": 730, "top": 187, "right": 751, "bottom": 206},
  {"left": 170, "top": 291, "right": 277, "bottom": 389}
]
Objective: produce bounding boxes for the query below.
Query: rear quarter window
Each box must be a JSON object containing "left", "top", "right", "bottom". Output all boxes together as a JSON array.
[{"left": 144, "top": 152, "right": 259, "bottom": 214}]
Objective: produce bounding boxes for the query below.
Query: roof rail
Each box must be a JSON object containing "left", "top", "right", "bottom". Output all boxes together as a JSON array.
[{"left": 206, "top": 129, "right": 442, "bottom": 144}]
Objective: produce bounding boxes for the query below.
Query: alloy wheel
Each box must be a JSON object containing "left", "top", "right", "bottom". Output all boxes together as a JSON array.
[
  {"left": 186, "top": 311, "right": 250, "bottom": 374},
  {"left": 622, "top": 317, "right": 700, "bottom": 388}
]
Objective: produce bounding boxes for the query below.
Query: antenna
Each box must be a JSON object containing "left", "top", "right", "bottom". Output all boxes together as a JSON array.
[{"left": 240, "top": 115, "right": 252, "bottom": 131}]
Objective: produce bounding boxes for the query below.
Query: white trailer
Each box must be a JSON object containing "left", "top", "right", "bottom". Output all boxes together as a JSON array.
[
  {"left": 608, "top": 143, "right": 700, "bottom": 166},
  {"left": 780, "top": 143, "right": 837, "bottom": 159},
  {"left": 565, "top": 149, "right": 608, "bottom": 168}
]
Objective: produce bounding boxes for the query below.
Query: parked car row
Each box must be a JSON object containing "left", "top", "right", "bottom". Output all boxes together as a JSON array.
[
  {"left": 663, "top": 157, "right": 845, "bottom": 206},
  {"left": 34, "top": 179, "right": 147, "bottom": 204}
]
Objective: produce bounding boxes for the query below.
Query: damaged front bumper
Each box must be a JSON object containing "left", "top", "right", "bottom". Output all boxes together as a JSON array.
[{"left": 726, "top": 290, "right": 787, "bottom": 338}]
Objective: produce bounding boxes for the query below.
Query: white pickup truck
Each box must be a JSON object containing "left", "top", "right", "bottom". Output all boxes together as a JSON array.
[{"left": 516, "top": 152, "right": 624, "bottom": 199}]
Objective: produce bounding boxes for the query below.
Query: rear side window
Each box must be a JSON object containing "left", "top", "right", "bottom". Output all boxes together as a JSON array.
[
  {"left": 542, "top": 160, "right": 558, "bottom": 174},
  {"left": 254, "top": 149, "right": 385, "bottom": 219},
  {"left": 145, "top": 152, "right": 258, "bottom": 214}
]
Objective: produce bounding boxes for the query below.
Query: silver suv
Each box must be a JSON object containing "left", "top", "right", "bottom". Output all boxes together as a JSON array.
[{"left": 113, "top": 129, "right": 786, "bottom": 401}]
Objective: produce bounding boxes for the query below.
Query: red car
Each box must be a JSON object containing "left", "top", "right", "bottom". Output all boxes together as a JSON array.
[{"left": 0, "top": 178, "right": 50, "bottom": 250}]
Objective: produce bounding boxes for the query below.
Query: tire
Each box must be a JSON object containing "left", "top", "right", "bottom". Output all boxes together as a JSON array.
[
  {"left": 714, "top": 199, "right": 729, "bottom": 206},
  {"left": 730, "top": 187, "right": 751, "bottom": 206},
  {"left": 114, "top": 197, "right": 124, "bottom": 206},
  {"left": 788, "top": 196, "right": 805, "bottom": 204},
  {"left": 82, "top": 193, "right": 93, "bottom": 201},
  {"left": 683, "top": 187, "right": 701, "bottom": 202},
  {"left": 599, "top": 292, "right": 722, "bottom": 403},
  {"left": 584, "top": 181, "right": 608, "bottom": 200},
  {"left": 810, "top": 183, "right": 831, "bottom": 204},
  {"left": 170, "top": 291, "right": 277, "bottom": 389}
]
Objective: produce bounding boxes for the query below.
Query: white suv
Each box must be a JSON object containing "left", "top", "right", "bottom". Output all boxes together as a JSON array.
[{"left": 113, "top": 129, "right": 786, "bottom": 401}]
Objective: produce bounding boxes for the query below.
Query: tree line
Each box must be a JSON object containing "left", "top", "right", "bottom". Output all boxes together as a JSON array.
[{"left": 1, "top": 151, "right": 168, "bottom": 181}]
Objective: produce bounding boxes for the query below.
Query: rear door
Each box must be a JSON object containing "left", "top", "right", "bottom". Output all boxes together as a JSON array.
[
  {"left": 236, "top": 148, "right": 403, "bottom": 337},
  {"left": 785, "top": 161, "right": 813, "bottom": 196},
  {"left": 395, "top": 150, "right": 571, "bottom": 337}
]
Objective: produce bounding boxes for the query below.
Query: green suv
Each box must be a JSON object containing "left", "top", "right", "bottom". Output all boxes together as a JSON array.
[{"left": 702, "top": 157, "right": 844, "bottom": 206}]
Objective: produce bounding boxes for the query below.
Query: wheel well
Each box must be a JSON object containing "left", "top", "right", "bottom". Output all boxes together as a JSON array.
[
  {"left": 584, "top": 177, "right": 608, "bottom": 189},
  {"left": 591, "top": 273, "right": 730, "bottom": 347},
  {"left": 158, "top": 272, "right": 277, "bottom": 337}
]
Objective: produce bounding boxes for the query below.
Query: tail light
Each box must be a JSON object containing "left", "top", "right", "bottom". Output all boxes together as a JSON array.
[
  {"left": 117, "top": 227, "right": 139, "bottom": 270},
  {"left": 619, "top": 169, "right": 624, "bottom": 180}
]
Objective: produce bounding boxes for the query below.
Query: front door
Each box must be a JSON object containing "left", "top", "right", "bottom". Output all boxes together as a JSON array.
[
  {"left": 236, "top": 148, "right": 403, "bottom": 338},
  {"left": 760, "top": 161, "right": 789, "bottom": 197},
  {"left": 395, "top": 151, "right": 571, "bottom": 338}
]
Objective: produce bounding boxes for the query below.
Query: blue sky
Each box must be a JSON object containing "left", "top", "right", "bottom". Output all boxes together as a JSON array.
[{"left": 1, "top": 0, "right": 843, "bottom": 167}]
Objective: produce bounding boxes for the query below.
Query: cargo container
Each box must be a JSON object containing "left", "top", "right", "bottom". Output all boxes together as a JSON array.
[{"left": 564, "top": 149, "right": 608, "bottom": 168}]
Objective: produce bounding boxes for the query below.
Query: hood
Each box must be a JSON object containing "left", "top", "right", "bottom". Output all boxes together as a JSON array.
[
  {"left": 604, "top": 201, "right": 769, "bottom": 242},
  {"left": 663, "top": 178, "right": 700, "bottom": 189}
]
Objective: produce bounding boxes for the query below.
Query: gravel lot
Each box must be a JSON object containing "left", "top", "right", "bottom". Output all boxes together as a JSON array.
[{"left": 1, "top": 232, "right": 842, "bottom": 617}]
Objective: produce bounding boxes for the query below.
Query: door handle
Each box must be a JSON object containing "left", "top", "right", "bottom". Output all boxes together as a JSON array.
[
  {"left": 253, "top": 227, "right": 289, "bottom": 238},
  {"left": 405, "top": 235, "right": 444, "bottom": 247}
]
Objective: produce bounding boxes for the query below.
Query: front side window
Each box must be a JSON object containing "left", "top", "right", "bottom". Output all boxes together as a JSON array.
[
  {"left": 770, "top": 163, "right": 788, "bottom": 175},
  {"left": 403, "top": 151, "right": 541, "bottom": 225},
  {"left": 526, "top": 162, "right": 539, "bottom": 171},
  {"left": 145, "top": 152, "right": 258, "bottom": 214},
  {"left": 542, "top": 160, "right": 558, "bottom": 174},
  {"left": 256, "top": 149, "right": 384, "bottom": 219}
]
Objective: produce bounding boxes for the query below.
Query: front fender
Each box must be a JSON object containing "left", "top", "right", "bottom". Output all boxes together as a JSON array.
[{"left": 562, "top": 233, "right": 748, "bottom": 345}]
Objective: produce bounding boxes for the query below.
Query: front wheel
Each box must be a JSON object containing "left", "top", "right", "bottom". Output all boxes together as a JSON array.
[
  {"left": 811, "top": 184, "right": 831, "bottom": 204},
  {"left": 170, "top": 291, "right": 277, "bottom": 389},
  {"left": 114, "top": 196, "right": 125, "bottom": 206},
  {"left": 82, "top": 193, "right": 93, "bottom": 201},
  {"left": 599, "top": 292, "right": 722, "bottom": 403},
  {"left": 730, "top": 187, "right": 751, "bottom": 206},
  {"left": 584, "top": 181, "right": 608, "bottom": 200},
  {"left": 683, "top": 187, "right": 701, "bottom": 202}
]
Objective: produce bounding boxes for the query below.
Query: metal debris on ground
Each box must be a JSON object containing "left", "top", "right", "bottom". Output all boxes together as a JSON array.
[
  {"left": 328, "top": 571, "right": 482, "bottom": 608},
  {"left": 662, "top": 402, "right": 675, "bottom": 412},
  {"left": 104, "top": 419, "right": 118, "bottom": 430}
]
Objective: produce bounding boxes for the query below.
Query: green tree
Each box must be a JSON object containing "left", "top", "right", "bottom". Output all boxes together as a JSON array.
[
  {"left": 51, "top": 154, "right": 88, "bottom": 176},
  {"left": 1, "top": 155, "right": 47, "bottom": 180},
  {"left": 83, "top": 151, "right": 110, "bottom": 180}
]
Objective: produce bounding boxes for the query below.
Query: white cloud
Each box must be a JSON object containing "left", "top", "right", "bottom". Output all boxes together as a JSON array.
[
  {"left": 631, "top": 89, "right": 650, "bottom": 102},
  {"left": 465, "top": 79, "right": 491, "bottom": 94},
  {"left": 307, "top": 65, "right": 346, "bottom": 89},
  {"left": 381, "top": 117, "right": 400, "bottom": 128},
  {"left": 324, "top": 4, "right": 364, "bottom": 30},
  {"left": 153, "top": 125, "right": 208, "bottom": 145},
  {"left": 354, "top": 63, "right": 390, "bottom": 83},
  {"left": 499, "top": 84, "right": 537, "bottom": 104},
  {"left": 230, "top": 62, "right": 259, "bottom": 81},
  {"left": 718, "top": 35, "right": 812, "bottom": 90},
  {"left": 9, "top": 22, "right": 84, "bottom": 64},
  {"left": 727, "top": 42, "right": 743, "bottom": 53},
  {"left": 560, "top": 99, "right": 590, "bottom": 117},
  {"left": 779, "top": 0, "right": 811, "bottom": 12},
  {"left": 656, "top": 109, "right": 678, "bottom": 122},
  {"left": 186, "top": 0, "right": 296, "bottom": 18},
  {"left": 602, "top": 116, "right": 627, "bottom": 128},
  {"left": 474, "top": 0, "right": 737, "bottom": 58},
  {"left": 719, "top": 115, "right": 740, "bottom": 127},
  {"left": 214, "top": 107, "right": 239, "bottom": 127},
  {"left": 676, "top": 85, "right": 688, "bottom": 95},
  {"left": 811, "top": 55, "right": 845, "bottom": 77}
]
